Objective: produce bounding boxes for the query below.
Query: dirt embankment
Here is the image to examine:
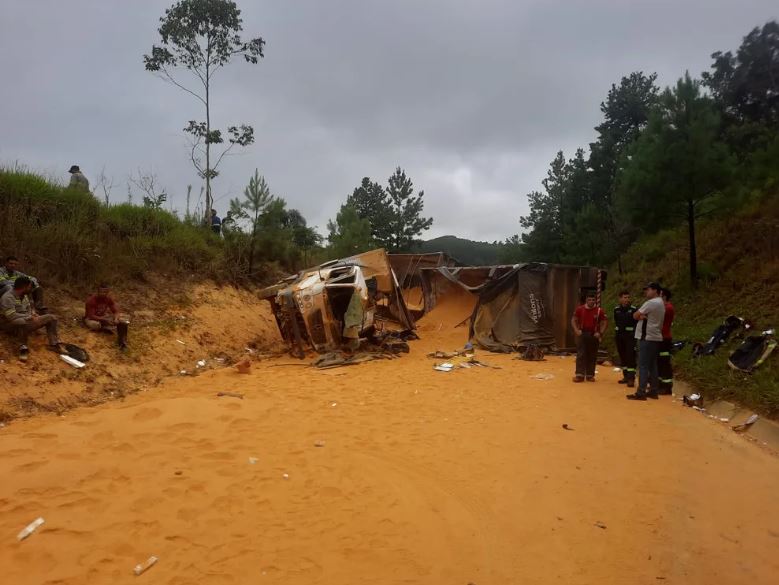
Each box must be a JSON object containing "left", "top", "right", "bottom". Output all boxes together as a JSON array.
[{"left": 0, "top": 279, "right": 283, "bottom": 421}]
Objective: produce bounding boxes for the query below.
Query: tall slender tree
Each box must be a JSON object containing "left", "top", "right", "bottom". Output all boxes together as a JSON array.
[
  {"left": 384, "top": 167, "right": 433, "bottom": 252},
  {"left": 618, "top": 73, "right": 735, "bottom": 288},
  {"left": 144, "top": 0, "right": 264, "bottom": 221}
]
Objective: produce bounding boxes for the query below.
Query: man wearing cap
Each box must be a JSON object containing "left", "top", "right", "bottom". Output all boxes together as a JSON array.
[
  {"left": 571, "top": 292, "right": 608, "bottom": 383},
  {"left": 658, "top": 288, "right": 675, "bottom": 395},
  {"left": 627, "top": 282, "right": 666, "bottom": 401},
  {"left": 613, "top": 290, "right": 637, "bottom": 387},
  {"left": 68, "top": 165, "right": 90, "bottom": 192}
]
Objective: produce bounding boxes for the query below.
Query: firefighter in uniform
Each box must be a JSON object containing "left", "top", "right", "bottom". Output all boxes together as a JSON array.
[
  {"left": 613, "top": 290, "right": 637, "bottom": 387},
  {"left": 658, "top": 288, "right": 675, "bottom": 394}
]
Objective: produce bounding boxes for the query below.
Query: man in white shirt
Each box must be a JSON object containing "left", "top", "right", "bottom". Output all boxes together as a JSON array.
[{"left": 627, "top": 282, "right": 666, "bottom": 401}]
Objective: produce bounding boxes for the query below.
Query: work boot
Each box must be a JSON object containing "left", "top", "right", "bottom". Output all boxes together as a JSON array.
[
  {"left": 117, "top": 321, "right": 129, "bottom": 349},
  {"left": 626, "top": 380, "right": 635, "bottom": 388},
  {"left": 626, "top": 392, "right": 647, "bottom": 401},
  {"left": 573, "top": 375, "right": 585, "bottom": 383},
  {"left": 19, "top": 345, "right": 29, "bottom": 363},
  {"left": 646, "top": 392, "right": 659, "bottom": 400},
  {"left": 618, "top": 378, "right": 628, "bottom": 384},
  {"left": 585, "top": 377, "right": 595, "bottom": 383}
]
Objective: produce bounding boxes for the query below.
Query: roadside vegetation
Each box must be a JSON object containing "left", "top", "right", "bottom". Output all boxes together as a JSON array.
[{"left": 603, "top": 193, "right": 779, "bottom": 416}]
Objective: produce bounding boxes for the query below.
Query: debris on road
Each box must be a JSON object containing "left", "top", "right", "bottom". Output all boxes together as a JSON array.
[
  {"left": 17, "top": 517, "right": 45, "bottom": 541},
  {"left": 594, "top": 521, "right": 607, "bottom": 529},
  {"left": 217, "top": 391, "right": 244, "bottom": 400},
  {"left": 732, "top": 414, "right": 759, "bottom": 432},
  {"left": 248, "top": 457, "right": 258, "bottom": 464},
  {"left": 562, "top": 424, "right": 573, "bottom": 431},
  {"left": 531, "top": 373, "right": 555, "bottom": 380},
  {"left": 133, "top": 556, "right": 158, "bottom": 576}
]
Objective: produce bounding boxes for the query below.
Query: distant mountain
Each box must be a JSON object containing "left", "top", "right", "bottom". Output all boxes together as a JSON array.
[{"left": 416, "top": 235, "right": 503, "bottom": 266}]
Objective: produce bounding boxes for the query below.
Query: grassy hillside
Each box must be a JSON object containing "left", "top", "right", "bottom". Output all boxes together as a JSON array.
[
  {"left": 604, "top": 193, "right": 779, "bottom": 416},
  {"left": 0, "top": 169, "right": 293, "bottom": 297},
  {"left": 417, "top": 235, "right": 502, "bottom": 266}
]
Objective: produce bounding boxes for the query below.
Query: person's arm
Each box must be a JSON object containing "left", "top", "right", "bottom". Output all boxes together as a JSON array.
[
  {"left": 597, "top": 310, "right": 608, "bottom": 337},
  {"left": 571, "top": 312, "right": 582, "bottom": 336}
]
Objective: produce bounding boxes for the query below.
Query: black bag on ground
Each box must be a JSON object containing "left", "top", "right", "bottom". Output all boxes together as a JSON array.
[
  {"left": 728, "top": 332, "right": 776, "bottom": 373},
  {"left": 693, "top": 316, "right": 744, "bottom": 357},
  {"left": 63, "top": 343, "right": 90, "bottom": 363}
]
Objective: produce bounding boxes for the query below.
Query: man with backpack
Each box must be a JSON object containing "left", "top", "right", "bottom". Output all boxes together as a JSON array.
[{"left": 571, "top": 292, "right": 608, "bottom": 383}]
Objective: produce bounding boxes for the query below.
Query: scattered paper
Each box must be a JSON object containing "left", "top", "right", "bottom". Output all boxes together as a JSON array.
[
  {"left": 531, "top": 373, "right": 555, "bottom": 381},
  {"left": 248, "top": 457, "right": 258, "bottom": 465},
  {"left": 17, "top": 517, "right": 45, "bottom": 541}
]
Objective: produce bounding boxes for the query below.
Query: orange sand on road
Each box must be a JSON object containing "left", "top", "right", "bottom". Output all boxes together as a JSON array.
[{"left": 2, "top": 324, "right": 779, "bottom": 584}]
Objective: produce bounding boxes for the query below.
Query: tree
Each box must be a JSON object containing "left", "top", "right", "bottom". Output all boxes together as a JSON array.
[
  {"left": 144, "top": 0, "right": 264, "bottom": 221},
  {"left": 227, "top": 170, "right": 275, "bottom": 275},
  {"left": 587, "top": 72, "right": 660, "bottom": 268},
  {"left": 128, "top": 169, "right": 167, "bottom": 210},
  {"left": 327, "top": 204, "right": 373, "bottom": 257},
  {"left": 618, "top": 73, "right": 735, "bottom": 288},
  {"left": 703, "top": 21, "right": 779, "bottom": 126},
  {"left": 283, "top": 208, "right": 322, "bottom": 265},
  {"left": 702, "top": 21, "right": 779, "bottom": 152},
  {"left": 346, "top": 177, "right": 393, "bottom": 245},
  {"left": 383, "top": 167, "right": 433, "bottom": 252}
]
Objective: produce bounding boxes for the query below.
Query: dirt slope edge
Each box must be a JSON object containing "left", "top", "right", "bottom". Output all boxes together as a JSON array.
[{"left": 0, "top": 279, "right": 283, "bottom": 422}]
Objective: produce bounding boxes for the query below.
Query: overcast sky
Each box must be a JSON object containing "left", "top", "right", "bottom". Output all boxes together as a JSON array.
[{"left": 1, "top": 1, "right": 776, "bottom": 242}]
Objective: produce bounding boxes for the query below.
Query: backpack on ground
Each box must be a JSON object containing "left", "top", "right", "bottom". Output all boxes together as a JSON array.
[{"left": 728, "top": 330, "right": 776, "bottom": 373}]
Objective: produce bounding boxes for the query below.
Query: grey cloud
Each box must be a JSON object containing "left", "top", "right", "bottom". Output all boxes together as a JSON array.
[{"left": 2, "top": 0, "right": 777, "bottom": 242}]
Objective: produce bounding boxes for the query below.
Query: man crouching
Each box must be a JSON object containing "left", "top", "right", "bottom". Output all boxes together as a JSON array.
[
  {"left": 85, "top": 284, "right": 129, "bottom": 350},
  {"left": 0, "top": 276, "right": 64, "bottom": 362}
]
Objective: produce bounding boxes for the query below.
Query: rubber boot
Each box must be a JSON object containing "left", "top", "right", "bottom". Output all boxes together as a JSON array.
[{"left": 117, "top": 321, "right": 129, "bottom": 349}]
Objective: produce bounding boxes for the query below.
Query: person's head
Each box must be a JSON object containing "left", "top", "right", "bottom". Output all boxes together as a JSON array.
[
  {"left": 661, "top": 287, "right": 672, "bottom": 302},
  {"left": 5, "top": 255, "right": 19, "bottom": 271},
  {"left": 618, "top": 290, "right": 631, "bottom": 306},
  {"left": 13, "top": 276, "right": 32, "bottom": 295},
  {"left": 68, "top": 165, "right": 80, "bottom": 174},
  {"left": 644, "top": 282, "right": 662, "bottom": 299},
  {"left": 97, "top": 283, "right": 111, "bottom": 297},
  {"left": 211, "top": 208, "right": 217, "bottom": 216},
  {"left": 585, "top": 292, "right": 597, "bottom": 308}
]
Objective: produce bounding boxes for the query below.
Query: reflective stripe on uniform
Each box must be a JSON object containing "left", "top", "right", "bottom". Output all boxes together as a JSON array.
[
  {"left": 659, "top": 351, "right": 671, "bottom": 357},
  {"left": 660, "top": 378, "right": 673, "bottom": 383}
]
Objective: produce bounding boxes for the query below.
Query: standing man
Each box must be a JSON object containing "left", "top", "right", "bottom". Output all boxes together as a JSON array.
[
  {"left": 627, "top": 282, "right": 666, "bottom": 401},
  {"left": 68, "top": 165, "right": 90, "bottom": 191},
  {"left": 571, "top": 292, "right": 608, "bottom": 383},
  {"left": 613, "top": 290, "right": 637, "bottom": 387},
  {"left": 0, "top": 277, "right": 63, "bottom": 362},
  {"left": 84, "top": 284, "right": 129, "bottom": 350},
  {"left": 210, "top": 209, "right": 222, "bottom": 236},
  {"left": 0, "top": 256, "right": 46, "bottom": 312},
  {"left": 658, "top": 288, "right": 675, "bottom": 395}
]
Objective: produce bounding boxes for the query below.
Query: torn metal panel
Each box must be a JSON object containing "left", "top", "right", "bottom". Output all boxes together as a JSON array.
[{"left": 260, "top": 248, "right": 415, "bottom": 355}]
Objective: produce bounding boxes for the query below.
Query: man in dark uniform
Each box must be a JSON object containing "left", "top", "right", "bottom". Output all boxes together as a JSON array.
[
  {"left": 658, "top": 287, "right": 675, "bottom": 395},
  {"left": 613, "top": 290, "right": 637, "bottom": 388}
]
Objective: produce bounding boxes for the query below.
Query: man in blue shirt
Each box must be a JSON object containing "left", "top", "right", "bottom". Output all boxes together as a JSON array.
[{"left": 210, "top": 209, "right": 222, "bottom": 236}]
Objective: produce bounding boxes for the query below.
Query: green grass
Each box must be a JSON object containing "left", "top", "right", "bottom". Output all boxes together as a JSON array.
[
  {"left": 603, "top": 192, "right": 779, "bottom": 416},
  {"left": 0, "top": 168, "right": 261, "bottom": 294}
]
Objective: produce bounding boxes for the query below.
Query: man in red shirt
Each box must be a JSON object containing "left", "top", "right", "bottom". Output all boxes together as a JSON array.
[
  {"left": 84, "top": 284, "right": 129, "bottom": 349},
  {"left": 658, "top": 287, "right": 675, "bottom": 394},
  {"left": 571, "top": 292, "right": 608, "bottom": 383}
]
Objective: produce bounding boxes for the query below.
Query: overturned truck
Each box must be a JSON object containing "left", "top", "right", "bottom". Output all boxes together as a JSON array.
[
  {"left": 260, "top": 249, "right": 415, "bottom": 357},
  {"left": 414, "top": 262, "right": 607, "bottom": 351}
]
